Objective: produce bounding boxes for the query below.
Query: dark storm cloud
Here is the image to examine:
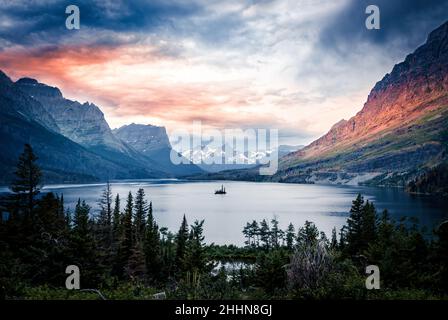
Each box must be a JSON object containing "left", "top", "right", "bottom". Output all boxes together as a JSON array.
[
  {"left": 320, "top": 0, "right": 448, "bottom": 54},
  {"left": 0, "top": 0, "right": 203, "bottom": 47}
]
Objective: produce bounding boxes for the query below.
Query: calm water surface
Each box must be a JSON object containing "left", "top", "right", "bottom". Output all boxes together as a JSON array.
[{"left": 7, "top": 180, "right": 447, "bottom": 245}]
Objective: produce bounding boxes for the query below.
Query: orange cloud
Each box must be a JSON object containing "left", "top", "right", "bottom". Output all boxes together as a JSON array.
[{"left": 0, "top": 44, "right": 291, "bottom": 133}]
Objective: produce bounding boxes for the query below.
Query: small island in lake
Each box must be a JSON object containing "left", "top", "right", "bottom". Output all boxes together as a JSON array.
[{"left": 215, "top": 185, "right": 226, "bottom": 194}]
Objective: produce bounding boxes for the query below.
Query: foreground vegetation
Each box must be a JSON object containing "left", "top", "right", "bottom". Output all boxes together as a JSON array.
[{"left": 1, "top": 144, "right": 447, "bottom": 300}]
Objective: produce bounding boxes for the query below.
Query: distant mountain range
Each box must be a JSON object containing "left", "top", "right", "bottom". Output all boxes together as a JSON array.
[
  {"left": 199, "top": 21, "right": 448, "bottom": 188},
  {"left": 178, "top": 142, "right": 303, "bottom": 173},
  {"left": 0, "top": 73, "right": 203, "bottom": 184},
  {"left": 0, "top": 70, "right": 301, "bottom": 183},
  {"left": 2, "top": 21, "right": 447, "bottom": 188},
  {"left": 113, "top": 123, "right": 202, "bottom": 176}
]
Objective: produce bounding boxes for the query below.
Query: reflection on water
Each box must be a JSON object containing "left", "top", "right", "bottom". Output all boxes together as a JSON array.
[{"left": 28, "top": 180, "right": 448, "bottom": 245}]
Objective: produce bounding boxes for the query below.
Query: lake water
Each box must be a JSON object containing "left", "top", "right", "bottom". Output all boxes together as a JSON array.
[{"left": 5, "top": 180, "right": 447, "bottom": 245}]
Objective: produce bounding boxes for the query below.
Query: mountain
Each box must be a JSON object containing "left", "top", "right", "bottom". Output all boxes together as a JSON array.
[
  {"left": 15, "top": 78, "right": 128, "bottom": 152},
  {"left": 195, "top": 21, "right": 448, "bottom": 186},
  {"left": 14, "top": 77, "right": 174, "bottom": 179},
  {"left": 113, "top": 123, "right": 203, "bottom": 176},
  {"left": 0, "top": 73, "right": 59, "bottom": 133},
  {"left": 0, "top": 71, "right": 164, "bottom": 184},
  {"left": 278, "top": 145, "right": 304, "bottom": 158},
  {"left": 179, "top": 142, "right": 303, "bottom": 173},
  {"left": 275, "top": 21, "right": 448, "bottom": 186}
]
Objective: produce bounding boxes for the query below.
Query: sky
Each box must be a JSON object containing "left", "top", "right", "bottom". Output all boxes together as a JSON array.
[{"left": 0, "top": 0, "right": 447, "bottom": 146}]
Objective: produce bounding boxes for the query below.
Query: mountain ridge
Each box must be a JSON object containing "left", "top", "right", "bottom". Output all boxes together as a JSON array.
[
  {"left": 195, "top": 21, "right": 448, "bottom": 188},
  {"left": 275, "top": 20, "right": 448, "bottom": 185},
  {"left": 0, "top": 71, "right": 201, "bottom": 183}
]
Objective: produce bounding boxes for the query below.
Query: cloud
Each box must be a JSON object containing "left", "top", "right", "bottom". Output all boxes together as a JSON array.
[
  {"left": 320, "top": 0, "right": 448, "bottom": 55},
  {"left": 1, "top": 0, "right": 446, "bottom": 146},
  {"left": 0, "top": 0, "right": 203, "bottom": 47}
]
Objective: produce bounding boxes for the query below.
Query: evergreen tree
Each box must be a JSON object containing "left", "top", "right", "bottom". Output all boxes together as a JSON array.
[
  {"left": 123, "top": 191, "right": 134, "bottom": 250},
  {"left": 184, "top": 220, "right": 207, "bottom": 274},
  {"left": 346, "top": 195, "right": 378, "bottom": 256},
  {"left": 296, "top": 221, "right": 319, "bottom": 247},
  {"left": 270, "top": 218, "right": 284, "bottom": 248},
  {"left": 259, "top": 219, "right": 270, "bottom": 249},
  {"left": 345, "top": 194, "right": 365, "bottom": 255},
  {"left": 112, "top": 193, "right": 121, "bottom": 243},
  {"left": 10, "top": 144, "right": 42, "bottom": 215},
  {"left": 242, "top": 222, "right": 252, "bottom": 247},
  {"left": 58, "top": 194, "right": 65, "bottom": 218},
  {"left": 126, "top": 242, "right": 147, "bottom": 281},
  {"left": 35, "top": 193, "right": 67, "bottom": 240},
  {"left": 243, "top": 220, "right": 261, "bottom": 248},
  {"left": 255, "top": 249, "right": 288, "bottom": 295},
  {"left": 69, "top": 199, "right": 101, "bottom": 286},
  {"left": 144, "top": 201, "right": 162, "bottom": 282},
  {"left": 361, "top": 200, "right": 377, "bottom": 246},
  {"left": 339, "top": 225, "right": 348, "bottom": 250},
  {"left": 250, "top": 220, "right": 260, "bottom": 247},
  {"left": 160, "top": 227, "right": 176, "bottom": 280},
  {"left": 97, "top": 182, "right": 113, "bottom": 249},
  {"left": 377, "top": 210, "right": 393, "bottom": 244},
  {"left": 285, "top": 223, "right": 295, "bottom": 250},
  {"left": 134, "top": 188, "right": 147, "bottom": 242},
  {"left": 175, "top": 214, "right": 189, "bottom": 274},
  {"left": 113, "top": 192, "right": 134, "bottom": 279},
  {"left": 330, "top": 227, "right": 338, "bottom": 249}
]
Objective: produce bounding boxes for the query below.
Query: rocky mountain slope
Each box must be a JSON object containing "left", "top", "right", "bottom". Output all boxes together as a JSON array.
[
  {"left": 0, "top": 73, "right": 59, "bottom": 133},
  {"left": 113, "top": 123, "right": 203, "bottom": 176},
  {"left": 198, "top": 21, "right": 448, "bottom": 187},
  {"left": 0, "top": 71, "right": 205, "bottom": 183},
  {"left": 275, "top": 21, "right": 448, "bottom": 186},
  {"left": 15, "top": 78, "right": 128, "bottom": 153},
  {"left": 0, "top": 71, "right": 165, "bottom": 183}
]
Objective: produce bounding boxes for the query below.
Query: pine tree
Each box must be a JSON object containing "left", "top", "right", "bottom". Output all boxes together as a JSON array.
[
  {"left": 112, "top": 193, "right": 121, "bottom": 243},
  {"left": 259, "top": 219, "right": 270, "bottom": 249},
  {"left": 144, "top": 201, "right": 162, "bottom": 282},
  {"left": 270, "top": 218, "right": 283, "bottom": 248},
  {"left": 243, "top": 220, "right": 261, "bottom": 248},
  {"left": 58, "top": 194, "right": 65, "bottom": 218},
  {"left": 339, "top": 225, "right": 348, "bottom": 250},
  {"left": 330, "top": 227, "right": 338, "bottom": 249},
  {"left": 251, "top": 220, "right": 260, "bottom": 247},
  {"left": 134, "top": 188, "right": 147, "bottom": 242},
  {"left": 69, "top": 199, "right": 101, "bottom": 286},
  {"left": 285, "top": 223, "right": 295, "bottom": 250},
  {"left": 35, "top": 192, "right": 67, "bottom": 239},
  {"left": 123, "top": 191, "right": 134, "bottom": 250},
  {"left": 97, "top": 182, "right": 113, "bottom": 249},
  {"left": 10, "top": 144, "right": 42, "bottom": 215},
  {"left": 361, "top": 200, "right": 377, "bottom": 246},
  {"left": 243, "top": 222, "right": 252, "bottom": 247},
  {"left": 377, "top": 209, "right": 393, "bottom": 244},
  {"left": 175, "top": 214, "right": 189, "bottom": 274},
  {"left": 184, "top": 219, "right": 206, "bottom": 274},
  {"left": 296, "top": 221, "right": 319, "bottom": 247},
  {"left": 346, "top": 194, "right": 365, "bottom": 255},
  {"left": 345, "top": 194, "right": 380, "bottom": 256},
  {"left": 113, "top": 192, "right": 134, "bottom": 279},
  {"left": 72, "top": 199, "right": 91, "bottom": 245},
  {"left": 126, "top": 242, "right": 147, "bottom": 281}
]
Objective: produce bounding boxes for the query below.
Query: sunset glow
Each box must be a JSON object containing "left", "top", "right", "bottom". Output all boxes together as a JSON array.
[{"left": 1, "top": 0, "right": 445, "bottom": 145}]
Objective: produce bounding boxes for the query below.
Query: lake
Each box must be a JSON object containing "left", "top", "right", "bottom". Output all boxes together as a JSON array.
[{"left": 5, "top": 180, "right": 447, "bottom": 245}]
